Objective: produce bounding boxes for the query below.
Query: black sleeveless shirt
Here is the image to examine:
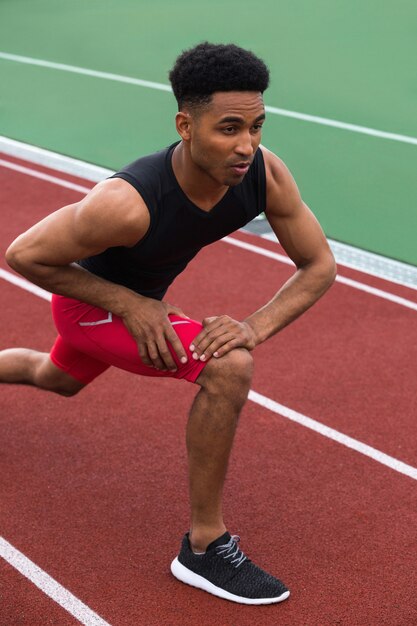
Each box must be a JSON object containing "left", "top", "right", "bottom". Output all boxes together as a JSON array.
[{"left": 78, "top": 142, "right": 266, "bottom": 300}]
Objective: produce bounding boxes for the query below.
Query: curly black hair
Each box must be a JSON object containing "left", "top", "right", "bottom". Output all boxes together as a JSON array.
[{"left": 169, "top": 42, "right": 270, "bottom": 110}]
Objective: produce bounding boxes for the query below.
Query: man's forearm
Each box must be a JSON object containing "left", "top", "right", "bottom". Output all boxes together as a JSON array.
[
  {"left": 244, "top": 257, "right": 336, "bottom": 346},
  {"left": 6, "top": 257, "right": 141, "bottom": 317}
]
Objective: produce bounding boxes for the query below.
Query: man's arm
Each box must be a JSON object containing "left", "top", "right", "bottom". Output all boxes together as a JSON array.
[
  {"left": 5, "top": 178, "right": 189, "bottom": 371},
  {"left": 242, "top": 146, "right": 336, "bottom": 344},
  {"left": 189, "top": 147, "right": 336, "bottom": 360}
]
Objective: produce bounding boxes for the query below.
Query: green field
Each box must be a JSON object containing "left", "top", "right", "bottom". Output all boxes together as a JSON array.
[{"left": 1, "top": 0, "right": 416, "bottom": 264}]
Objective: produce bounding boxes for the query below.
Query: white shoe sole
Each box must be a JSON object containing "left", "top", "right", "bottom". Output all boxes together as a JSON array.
[{"left": 170, "top": 557, "right": 290, "bottom": 605}]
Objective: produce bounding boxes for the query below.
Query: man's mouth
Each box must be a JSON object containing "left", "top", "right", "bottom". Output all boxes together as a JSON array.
[{"left": 230, "top": 162, "right": 251, "bottom": 175}]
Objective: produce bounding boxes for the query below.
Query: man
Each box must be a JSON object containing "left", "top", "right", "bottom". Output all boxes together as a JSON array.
[{"left": 1, "top": 42, "right": 336, "bottom": 604}]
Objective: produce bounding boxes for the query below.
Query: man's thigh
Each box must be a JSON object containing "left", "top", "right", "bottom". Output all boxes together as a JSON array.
[{"left": 50, "top": 295, "right": 208, "bottom": 384}]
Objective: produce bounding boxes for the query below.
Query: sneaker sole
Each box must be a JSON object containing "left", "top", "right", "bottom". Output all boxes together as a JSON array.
[{"left": 170, "top": 557, "right": 290, "bottom": 605}]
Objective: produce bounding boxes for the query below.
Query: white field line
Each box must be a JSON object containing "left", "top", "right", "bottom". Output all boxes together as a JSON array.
[
  {"left": 0, "top": 536, "right": 112, "bottom": 626},
  {"left": 1, "top": 51, "right": 417, "bottom": 147},
  {"left": 264, "top": 104, "right": 417, "bottom": 146},
  {"left": 0, "top": 52, "right": 171, "bottom": 93}
]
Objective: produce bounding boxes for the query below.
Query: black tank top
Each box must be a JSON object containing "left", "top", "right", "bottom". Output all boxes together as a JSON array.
[{"left": 78, "top": 142, "right": 266, "bottom": 300}]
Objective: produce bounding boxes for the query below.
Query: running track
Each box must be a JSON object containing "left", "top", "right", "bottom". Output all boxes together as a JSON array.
[{"left": 0, "top": 153, "right": 416, "bottom": 625}]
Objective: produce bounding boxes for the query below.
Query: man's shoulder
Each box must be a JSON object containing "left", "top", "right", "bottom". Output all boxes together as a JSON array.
[
  {"left": 115, "top": 141, "right": 179, "bottom": 180},
  {"left": 259, "top": 145, "right": 302, "bottom": 217},
  {"left": 109, "top": 141, "right": 179, "bottom": 208},
  {"left": 259, "top": 145, "right": 290, "bottom": 184}
]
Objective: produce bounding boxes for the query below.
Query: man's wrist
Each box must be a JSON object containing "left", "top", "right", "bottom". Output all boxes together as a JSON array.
[
  {"left": 242, "top": 318, "right": 264, "bottom": 348},
  {"left": 109, "top": 288, "right": 146, "bottom": 318}
]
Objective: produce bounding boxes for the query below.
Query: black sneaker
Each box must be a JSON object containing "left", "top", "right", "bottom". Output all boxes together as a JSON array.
[{"left": 170, "top": 531, "right": 290, "bottom": 605}]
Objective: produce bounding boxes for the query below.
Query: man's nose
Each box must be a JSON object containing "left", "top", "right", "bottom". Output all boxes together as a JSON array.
[{"left": 235, "top": 132, "right": 253, "bottom": 157}]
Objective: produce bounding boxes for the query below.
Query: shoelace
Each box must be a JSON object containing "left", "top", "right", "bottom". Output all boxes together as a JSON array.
[{"left": 215, "top": 535, "right": 247, "bottom": 568}]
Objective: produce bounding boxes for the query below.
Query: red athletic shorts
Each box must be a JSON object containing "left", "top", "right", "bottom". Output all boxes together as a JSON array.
[{"left": 49, "top": 295, "right": 208, "bottom": 385}]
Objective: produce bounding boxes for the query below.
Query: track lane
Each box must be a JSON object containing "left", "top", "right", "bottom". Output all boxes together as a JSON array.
[
  {"left": 0, "top": 279, "right": 416, "bottom": 625},
  {"left": 1, "top": 159, "right": 416, "bottom": 624}
]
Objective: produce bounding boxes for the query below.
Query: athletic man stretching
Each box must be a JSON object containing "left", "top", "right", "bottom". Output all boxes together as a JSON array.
[{"left": 1, "top": 43, "right": 336, "bottom": 604}]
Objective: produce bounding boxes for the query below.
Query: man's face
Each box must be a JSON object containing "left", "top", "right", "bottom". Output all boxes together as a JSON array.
[{"left": 187, "top": 91, "right": 266, "bottom": 187}]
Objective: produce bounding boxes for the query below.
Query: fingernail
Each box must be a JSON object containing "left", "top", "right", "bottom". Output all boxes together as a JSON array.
[
  {"left": 192, "top": 352, "right": 199, "bottom": 360},
  {"left": 190, "top": 344, "right": 195, "bottom": 351},
  {"left": 213, "top": 351, "right": 219, "bottom": 358},
  {"left": 200, "top": 354, "right": 206, "bottom": 361},
  {"left": 181, "top": 357, "right": 188, "bottom": 364}
]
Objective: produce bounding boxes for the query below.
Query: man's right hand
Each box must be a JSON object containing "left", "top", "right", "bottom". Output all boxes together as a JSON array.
[{"left": 122, "top": 297, "right": 190, "bottom": 371}]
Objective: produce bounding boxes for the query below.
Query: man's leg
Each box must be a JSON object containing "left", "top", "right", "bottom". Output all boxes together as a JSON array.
[
  {"left": 187, "top": 348, "right": 253, "bottom": 553},
  {"left": 0, "top": 348, "right": 85, "bottom": 396},
  {"left": 172, "top": 347, "right": 290, "bottom": 604}
]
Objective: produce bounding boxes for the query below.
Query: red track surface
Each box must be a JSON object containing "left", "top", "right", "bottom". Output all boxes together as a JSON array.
[{"left": 1, "top": 154, "right": 416, "bottom": 625}]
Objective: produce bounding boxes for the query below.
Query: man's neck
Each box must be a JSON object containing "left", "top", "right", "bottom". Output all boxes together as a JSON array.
[{"left": 171, "top": 142, "right": 228, "bottom": 212}]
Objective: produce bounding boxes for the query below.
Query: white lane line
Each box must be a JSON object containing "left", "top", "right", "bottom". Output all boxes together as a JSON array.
[
  {"left": 224, "top": 235, "right": 293, "bottom": 266},
  {"left": 0, "top": 536, "right": 112, "bottom": 626},
  {"left": 0, "top": 269, "right": 51, "bottom": 301},
  {"left": 1, "top": 265, "right": 416, "bottom": 482},
  {"left": 223, "top": 236, "right": 417, "bottom": 312},
  {"left": 249, "top": 391, "right": 417, "bottom": 481},
  {"left": 1, "top": 51, "right": 416, "bottom": 147},
  {"left": 0, "top": 136, "right": 113, "bottom": 182},
  {"left": 0, "top": 159, "right": 92, "bottom": 194},
  {"left": 336, "top": 274, "right": 417, "bottom": 312},
  {"left": 261, "top": 231, "right": 417, "bottom": 292}
]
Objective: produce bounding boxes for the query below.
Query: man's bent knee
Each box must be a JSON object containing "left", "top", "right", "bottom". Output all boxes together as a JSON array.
[{"left": 197, "top": 348, "right": 253, "bottom": 392}]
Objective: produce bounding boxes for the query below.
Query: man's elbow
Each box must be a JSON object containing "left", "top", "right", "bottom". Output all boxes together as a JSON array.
[
  {"left": 5, "top": 238, "right": 35, "bottom": 277},
  {"left": 321, "top": 251, "right": 337, "bottom": 288},
  {"left": 5, "top": 240, "right": 22, "bottom": 271},
  {"left": 305, "top": 250, "right": 336, "bottom": 291}
]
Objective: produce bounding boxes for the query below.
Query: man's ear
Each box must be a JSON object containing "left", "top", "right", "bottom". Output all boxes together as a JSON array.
[{"left": 175, "top": 111, "right": 192, "bottom": 141}]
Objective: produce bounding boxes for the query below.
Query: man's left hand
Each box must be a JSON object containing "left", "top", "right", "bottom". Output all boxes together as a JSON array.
[{"left": 189, "top": 315, "right": 257, "bottom": 361}]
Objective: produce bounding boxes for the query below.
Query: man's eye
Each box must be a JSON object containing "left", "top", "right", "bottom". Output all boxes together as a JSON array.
[{"left": 222, "top": 127, "right": 235, "bottom": 134}]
